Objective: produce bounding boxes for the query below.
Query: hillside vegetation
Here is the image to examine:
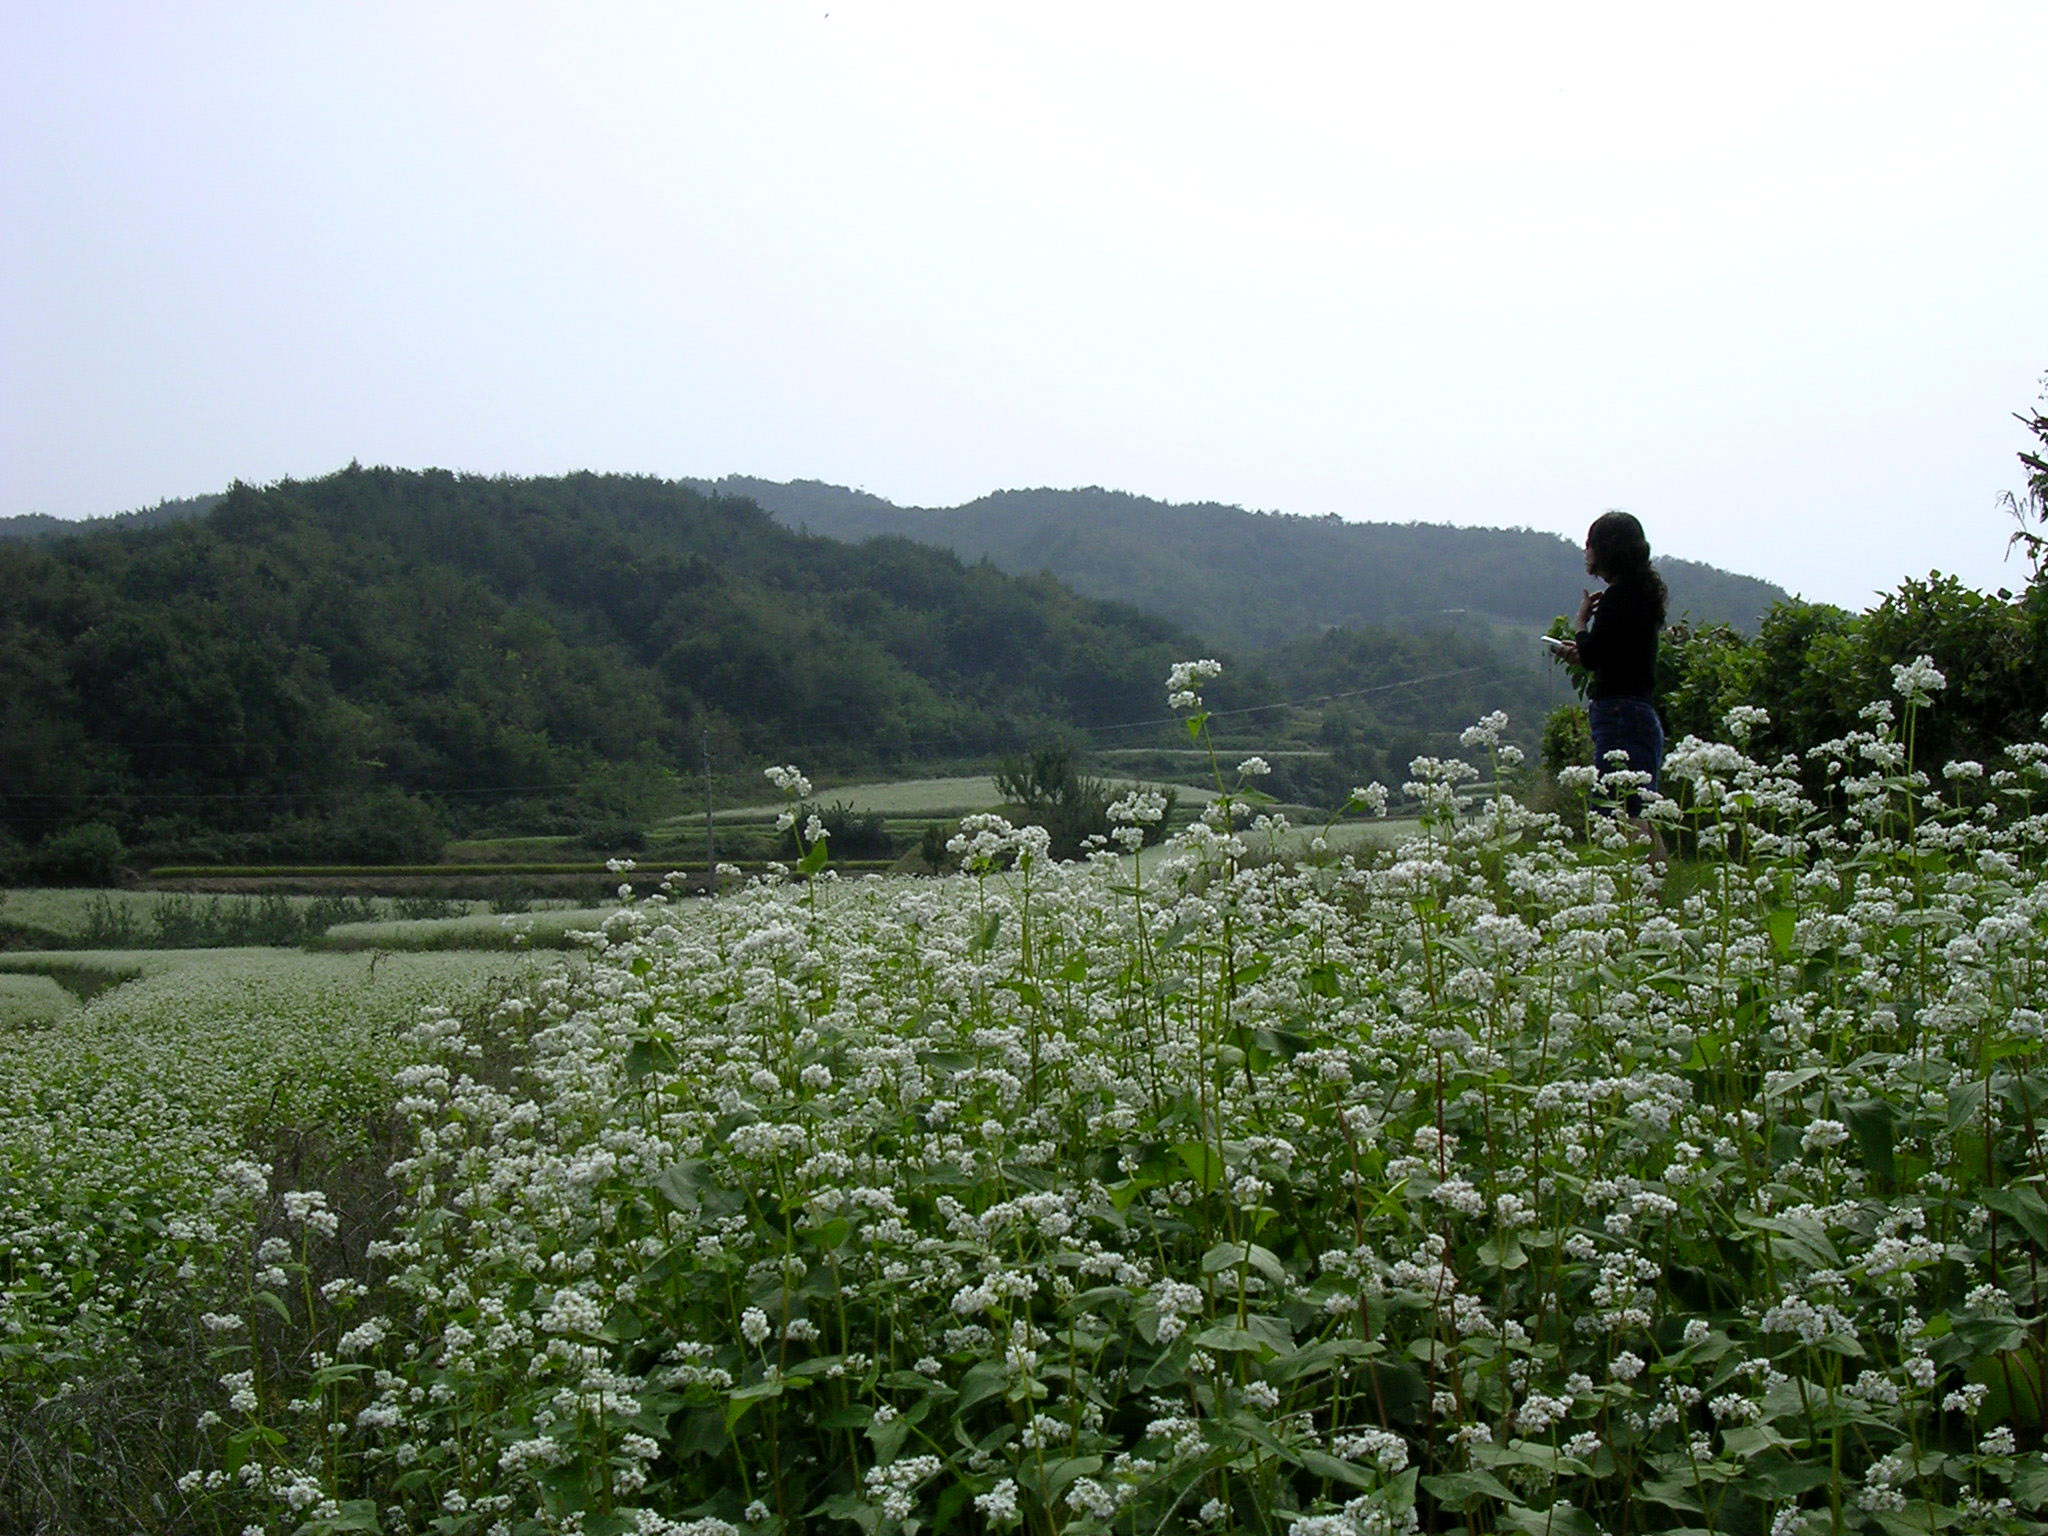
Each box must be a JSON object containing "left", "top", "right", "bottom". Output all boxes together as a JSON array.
[
  {"left": 691, "top": 477, "right": 1787, "bottom": 649},
  {"left": 0, "top": 468, "right": 1201, "bottom": 865}
]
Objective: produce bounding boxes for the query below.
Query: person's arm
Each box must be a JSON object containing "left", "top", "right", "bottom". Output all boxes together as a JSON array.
[{"left": 1572, "top": 586, "right": 1606, "bottom": 665}]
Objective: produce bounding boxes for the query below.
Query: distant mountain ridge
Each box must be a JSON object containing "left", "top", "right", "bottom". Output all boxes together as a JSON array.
[
  {"left": 9, "top": 480, "right": 1785, "bottom": 650},
  {"left": 684, "top": 477, "right": 1788, "bottom": 649},
  {"left": 0, "top": 493, "right": 223, "bottom": 542}
]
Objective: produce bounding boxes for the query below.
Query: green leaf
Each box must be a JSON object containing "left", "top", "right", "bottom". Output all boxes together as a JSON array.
[
  {"left": 1722, "top": 1423, "right": 1803, "bottom": 1458},
  {"left": 1951, "top": 1313, "right": 2028, "bottom": 1356},
  {"left": 1637, "top": 1478, "right": 1705, "bottom": 1514},
  {"left": 1737, "top": 1212, "right": 1840, "bottom": 1270},
  {"left": 725, "top": 1378, "right": 783, "bottom": 1430},
  {"left": 1499, "top": 1502, "right": 1597, "bottom": 1536},
  {"left": 957, "top": 1359, "right": 1009, "bottom": 1413},
  {"left": 1873, "top": 1504, "right": 1961, "bottom": 1536},
  {"left": 1983, "top": 1186, "right": 2048, "bottom": 1251},
  {"left": 804, "top": 1216, "right": 851, "bottom": 1252},
  {"left": 252, "top": 1289, "right": 292, "bottom": 1325},
  {"left": 1293, "top": 1447, "right": 1378, "bottom": 1490},
  {"left": 1271, "top": 1335, "right": 1385, "bottom": 1382},
  {"left": 1478, "top": 1233, "right": 1528, "bottom": 1270},
  {"left": 1025, "top": 1455, "right": 1104, "bottom": 1507},
  {"left": 1420, "top": 1468, "right": 1520, "bottom": 1506},
  {"left": 653, "top": 1159, "right": 707, "bottom": 1212},
  {"left": 866, "top": 1412, "right": 910, "bottom": 1464},
  {"left": 796, "top": 837, "right": 829, "bottom": 877},
  {"left": 972, "top": 911, "right": 1002, "bottom": 955},
  {"left": 1765, "top": 906, "right": 1797, "bottom": 958},
  {"left": 1189, "top": 1324, "right": 1273, "bottom": 1356},
  {"left": 1200, "top": 1240, "right": 1288, "bottom": 1285},
  {"left": 1232, "top": 954, "right": 1275, "bottom": 989},
  {"left": 1844, "top": 1099, "right": 1898, "bottom": 1186},
  {"left": 625, "top": 1036, "right": 677, "bottom": 1081},
  {"left": 1174, "top": 1141, "right": 1223, "bottom": 1191},
  {"left": 311, "top": 1499, "right": 383, "bottom": 1533},
  {"left": 813, "top": 1493, "right": 880, "bottom": 1536},
  {"left": 2010, "top": 1457, "right": 2048, "bottom": 1506}
]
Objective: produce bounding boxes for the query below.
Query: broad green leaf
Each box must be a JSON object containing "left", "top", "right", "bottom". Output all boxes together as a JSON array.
[
  {"left": 313, "top": 1499, "right": 384, "bottom": 1533},
  {"left": 1189, "top": 1324, "right": 1272, "bottom": 1355},
  {"left": 1982, "top": 1186, "right": 2048, "bottom": 1251},
  {"left": 1499, "top": 1502, "right": 1597, "bottom": 1536},
  {"left": 1765, "top": 906, "right": 1797, "bottom": 958},
  {"left": 1737, "top": 1212, "right": 1841, "bottom": 1270},
  {"left": 1722, "top": 1423, "right": 1803, "bottom": 1458},
  {"left": 1293, "top": 1447, "right": 1379, "bottom": 1490},
  {"left": 956, "top": 1359, "right": 1009, "bottom": 1413},
  {"left": 725, "top": 1378, "right": 783, "bottom": 1430},
  {"left": 1844, "top": 1099, "right": 1897, "bottom": 1185},
  {"left": 1420, "top": 1468, "right": 1519, "bottom": 1506},
  {"left": 1270, "top": 1335, "right": 1384, "bottom": 1382},
  {"left": 1478, "top": 1233, "right": 1527, "bottom": 1270},
  {"left": 866, "top": 1412, "right": 909, "bottom": 1464},
  {"left": 1174, "top": 1141, "right": 1223, "bottom": 1191},
  {"left": 1200, "top": 1240, "right": 1288, "bottom": 1285}
]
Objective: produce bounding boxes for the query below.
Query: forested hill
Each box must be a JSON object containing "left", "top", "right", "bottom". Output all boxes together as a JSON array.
[
  {"left": 0, "top": 468, "right": 1204, "bottom": 859},
  {"left": 688, "top": 478, "right": 1787, "bottom": 649}
]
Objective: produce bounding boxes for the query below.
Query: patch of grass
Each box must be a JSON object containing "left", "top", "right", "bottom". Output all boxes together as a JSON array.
[
  {"left": 695, "top": 773, "right": 1223, "bottom": 828},
  {"left": 0, "top": 973, "right": 77, "bottom": 1030},
  {"left": 314, "top": 906, "right": 623, "bottom": 952},
  {"left": 0, "top": 888, "right": 490, "bottom": 947}
]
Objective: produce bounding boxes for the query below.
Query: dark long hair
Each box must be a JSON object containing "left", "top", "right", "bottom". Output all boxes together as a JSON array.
[{"left": 1587, "top": 510, "right": 1668, "bottom": 626}]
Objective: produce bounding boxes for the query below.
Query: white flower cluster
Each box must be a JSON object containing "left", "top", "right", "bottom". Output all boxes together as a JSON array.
[{"left": 1166, "top": 657, "right": 1223, "bottom": 711}]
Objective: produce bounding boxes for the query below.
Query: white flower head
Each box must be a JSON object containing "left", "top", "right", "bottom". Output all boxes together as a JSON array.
[
  {"left": 1109, "top": 789, "right": 1167, "bottom": 825},
  {"left": 1890, "top": 655, "right": 1947, "bottom": 706},
  {"left": 1460, "top": 710, "right": 1510, "bottom": 749},
  {"left": 1166, "top": 658, "right": 1223, "bottom": 711},
  {"left": 1723, "top": 704, "right": 1770, "bottom": 742},
  {"left": 1349, "top": 783, "right": 1390, "bottom": 817}
]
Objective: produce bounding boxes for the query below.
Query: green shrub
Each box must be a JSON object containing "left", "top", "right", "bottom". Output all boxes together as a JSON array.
[
  {"left": 578, "top": 817, "right": 648, "bottom": 854},
  {"left": 26, "top": 823, "right": 126, "bottom": 886}
]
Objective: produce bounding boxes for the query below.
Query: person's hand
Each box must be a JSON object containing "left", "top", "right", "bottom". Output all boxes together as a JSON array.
[
  {"left": 1556, "top": 640, "right": 1580, "bottom": 665},
  {"left": 1575, "top": 588, "right": 1601, "bottom": 628}
]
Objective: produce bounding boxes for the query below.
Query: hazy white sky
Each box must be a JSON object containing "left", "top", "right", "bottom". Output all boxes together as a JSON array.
[{"left": 5, "top": 2, "right": 2044, "bottom": 609}]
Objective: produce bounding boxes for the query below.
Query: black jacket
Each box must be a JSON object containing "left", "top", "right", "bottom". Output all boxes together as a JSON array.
[{"left": 1576, "top": 577, "right": 1660, "bottom": 700}]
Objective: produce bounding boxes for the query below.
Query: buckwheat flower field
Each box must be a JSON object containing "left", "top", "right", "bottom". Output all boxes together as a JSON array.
[{"left": 7, "top": 662, "right": 2048, "bottom": 1536}]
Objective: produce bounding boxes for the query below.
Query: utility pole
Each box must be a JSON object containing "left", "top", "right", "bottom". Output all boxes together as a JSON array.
[{"left": 703, "top": 726, "right": 716, "bottom": 898}]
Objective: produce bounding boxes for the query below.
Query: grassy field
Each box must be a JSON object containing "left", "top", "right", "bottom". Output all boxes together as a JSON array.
[
  {"left": 696, "top": 772, "right": 1226, "bottom": 826},
  {"left": 316, "top": 904, "right": 625, "bottom": 951},
  {"left": 0, "top": 970, "right": 77, "bottom": 1029},
  {"left": 0, "top": 887, "right": 487, "bottom": 949}
]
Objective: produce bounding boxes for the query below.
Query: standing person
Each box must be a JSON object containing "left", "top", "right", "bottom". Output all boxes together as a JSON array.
[{"left": 1556, "top": 510, "right": 1668, "bottom": 860}]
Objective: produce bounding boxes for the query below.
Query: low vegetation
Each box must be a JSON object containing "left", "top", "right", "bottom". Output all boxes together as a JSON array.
[{"left": 5, "top": 655, "right": 2046, "bottom": 1535}]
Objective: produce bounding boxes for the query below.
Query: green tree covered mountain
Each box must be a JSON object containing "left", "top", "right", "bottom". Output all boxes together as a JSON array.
[
  {"left": 687, "top": 478, "right": 1788, "bottom": 649},
  {"left": 0, "top": 468, "right": 1206, "bottom": 862}
]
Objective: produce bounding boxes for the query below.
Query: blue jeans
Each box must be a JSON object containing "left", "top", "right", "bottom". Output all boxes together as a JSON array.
[{"left": 1587, "top": 696, "right": 1664, "bottom": 815}]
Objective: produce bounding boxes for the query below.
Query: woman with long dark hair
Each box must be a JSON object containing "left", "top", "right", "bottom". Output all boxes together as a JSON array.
[{"left": 1557, "top": 510, "right": 1668, "bottom": 854}]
